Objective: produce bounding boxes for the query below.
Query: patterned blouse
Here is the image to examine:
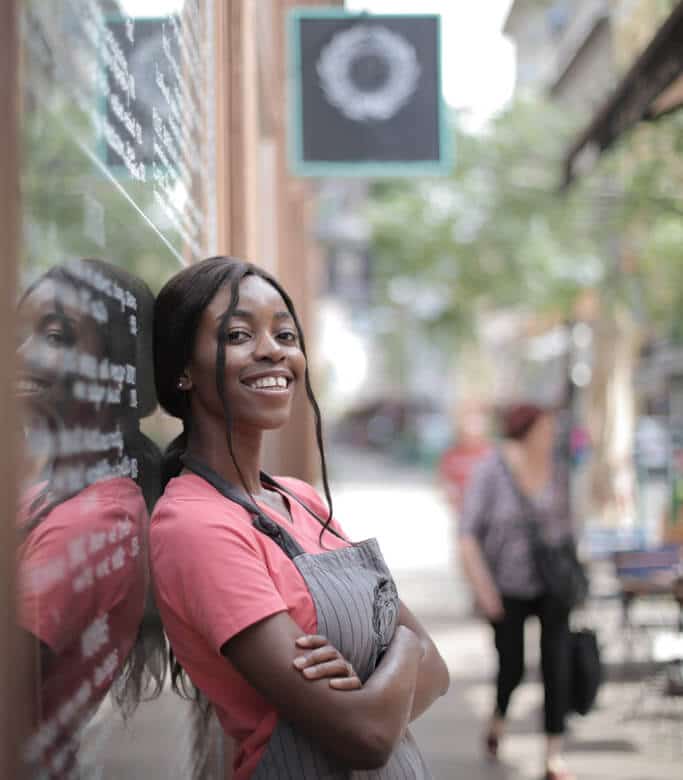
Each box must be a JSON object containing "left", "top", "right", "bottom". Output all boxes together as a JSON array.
[{"left": 459, "top": 449, "right": 574, "bottom": 598}]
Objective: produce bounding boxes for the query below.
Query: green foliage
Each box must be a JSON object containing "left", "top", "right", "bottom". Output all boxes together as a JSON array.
[{"left": 368, "top": 96, "right": 683, "bottom": 346}]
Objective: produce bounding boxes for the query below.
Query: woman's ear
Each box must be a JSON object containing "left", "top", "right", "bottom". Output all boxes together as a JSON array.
[{"left": 176, "top": 373, "right": 192, "bottom": 391}]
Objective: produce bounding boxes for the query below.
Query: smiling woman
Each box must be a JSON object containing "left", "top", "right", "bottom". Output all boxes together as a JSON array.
[{"left": 150, "top": 255, "right": 450, "bottom": 779}]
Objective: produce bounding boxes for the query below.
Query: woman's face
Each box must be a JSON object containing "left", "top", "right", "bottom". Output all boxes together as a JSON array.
[
  {"left": 187, "top": 274, "right": 306, "bottom": 432},
  {"left": 16, "top": 279, "right": 101, "bottom": 411}
]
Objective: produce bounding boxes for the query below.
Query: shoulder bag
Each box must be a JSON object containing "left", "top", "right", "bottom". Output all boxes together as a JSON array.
[
  {"left": 569, "top": 626, "right": 603, "bottom": 715},
  {"left": 498, "top": 451, "right": 589, "bottom": 611}
]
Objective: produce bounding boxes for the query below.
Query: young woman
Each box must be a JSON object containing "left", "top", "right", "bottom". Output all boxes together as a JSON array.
[
  {"left": 459, "top": 403, "right": 575, "bottom": 780},
  {"left": 16, "top": 259, "right": 165, "bottom": 777},
  {"left": 150, "top": 256, "right": 449, "bottom": 779}
]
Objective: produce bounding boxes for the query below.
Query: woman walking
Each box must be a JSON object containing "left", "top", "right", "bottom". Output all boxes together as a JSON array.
[
  {"left": 459, "top": 403, "right": 576, "bottom": 780},
  {"left": 150, "top": 256, "right": 449, "bottom": 778}
]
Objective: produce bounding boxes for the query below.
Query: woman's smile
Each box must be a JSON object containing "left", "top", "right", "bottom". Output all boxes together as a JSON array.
[{"left": 240, "top": 369, "right": 294, "bottom": 394}]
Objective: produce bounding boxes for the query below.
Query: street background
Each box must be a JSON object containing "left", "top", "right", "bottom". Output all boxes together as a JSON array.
[{"left": 330, "top": 448, "right": 683, "bottom": 780}]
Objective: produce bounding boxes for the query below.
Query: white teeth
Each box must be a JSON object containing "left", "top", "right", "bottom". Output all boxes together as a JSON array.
[{"left": 247, "top": 376, "right": 288, "bottom": 390}]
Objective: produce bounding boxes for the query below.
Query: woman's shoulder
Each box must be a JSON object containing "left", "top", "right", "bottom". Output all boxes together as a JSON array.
[
  {"left": 151, "top": 474, "right": 254, "bottom": 534},
  {"left": 470, "top": 449, "right": 502, "bottom": 482},
  {"left": 27, "top": 477, "right": 145, "bottom": 532}
]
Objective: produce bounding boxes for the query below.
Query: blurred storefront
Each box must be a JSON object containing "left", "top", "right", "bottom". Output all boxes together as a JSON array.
[
  {"left": 503, "top": 0, "right": 683, "bottom": 541},
  {"left": 0, "top": 0, "right": 339, "bottom": 776},
  {"left": 561, "top": 0, "right": 683, "bottom": 545}
]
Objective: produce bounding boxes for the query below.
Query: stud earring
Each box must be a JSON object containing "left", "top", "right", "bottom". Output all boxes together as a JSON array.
[{"left": 177, "top": 378, "right": 187, "bottom": 391}]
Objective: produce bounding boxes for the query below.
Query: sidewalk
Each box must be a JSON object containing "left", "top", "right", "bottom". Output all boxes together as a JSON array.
[{"left": 329, "top": 448, "right": 683, "bottom": 780}]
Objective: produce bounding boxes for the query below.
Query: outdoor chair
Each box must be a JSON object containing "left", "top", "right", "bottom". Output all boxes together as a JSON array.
[{"left": 614, "top": 547, "right": 683, "bottom": 755}]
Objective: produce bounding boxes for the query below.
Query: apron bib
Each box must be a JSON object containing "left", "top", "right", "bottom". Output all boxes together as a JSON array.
[{"left": 181, "top": 456, "right": 432, "bottom": 779}]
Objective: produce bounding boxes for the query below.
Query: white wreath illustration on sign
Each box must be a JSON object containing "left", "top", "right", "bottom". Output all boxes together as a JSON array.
[{"left": 316, "top": 25, "right": 422, "bottom": 122}]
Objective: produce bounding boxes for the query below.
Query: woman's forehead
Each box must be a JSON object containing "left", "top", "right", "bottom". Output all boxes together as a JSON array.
[
  {"left": 21, "top": 279, "right": 80, "bottom": 316},
  {"left": 209, "top": 274, "right": 290, "bottom": 316}
]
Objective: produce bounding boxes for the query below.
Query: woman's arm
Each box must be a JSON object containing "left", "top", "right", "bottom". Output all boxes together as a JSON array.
[
  {"left": 460, "top": 534, "right": 504, "bottom": 621},
  {"left": 397, "top": 601, "right": 449, "bottom": 720},
  {"left": 458, "top": 456, "right": 504, "bottom": 621},
  {"left": 295, "top": 602, "right": 451, "bottom": 723},
  {"left": 222, "top": 612, "right": 422, "bottom": 770}
]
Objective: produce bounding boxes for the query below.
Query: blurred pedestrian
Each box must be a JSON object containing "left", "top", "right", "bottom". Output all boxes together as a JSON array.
[
  {"left": 459, "top": 403, "right": 576, "bottom": 780},
  {"left": 438, "top": 400, "right": 491, "bottom": 514},
  {"left": 150, "top": 257, "right": 449, "bottom": 779}
]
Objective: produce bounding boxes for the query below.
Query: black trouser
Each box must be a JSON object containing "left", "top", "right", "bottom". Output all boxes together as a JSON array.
[{"left": 492, "top": 594, "right": 571, "bottom": 735}]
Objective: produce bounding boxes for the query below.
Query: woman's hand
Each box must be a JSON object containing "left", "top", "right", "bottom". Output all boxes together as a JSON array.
[
  {"left": 460, "top": 535, "right": 505, "bottom": 622},
  {"left": 479, "top": 589, "right": 505, "bottom": 622},
  {"left": 293, "top": 634, "right": 362, "bottom": 690},
  {"left": 223, "top": 612, "right": 422, "bottom": 768}
]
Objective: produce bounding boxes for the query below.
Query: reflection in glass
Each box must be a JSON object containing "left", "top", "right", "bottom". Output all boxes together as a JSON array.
[
  {"left": 16, "top": 259, "right": 165, "bottom": 779},
  {"left": 18, "top": 0, "right": 220, "bottom": 774}
]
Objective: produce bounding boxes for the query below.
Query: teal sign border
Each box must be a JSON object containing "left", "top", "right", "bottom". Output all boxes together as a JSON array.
[{"left": 287, "top": 8, "right": 454, "bottom": 178}]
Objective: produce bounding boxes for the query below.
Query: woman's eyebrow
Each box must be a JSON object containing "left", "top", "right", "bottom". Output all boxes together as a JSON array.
[
  {"left": 216, "top": 308, "right": 252, "bottom": 322},
  {"left": 216, "top": 309, "right": 293, "bottom": 322}
]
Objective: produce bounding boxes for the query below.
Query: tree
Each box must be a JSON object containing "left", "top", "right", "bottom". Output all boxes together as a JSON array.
[
  {"left": 369, "top": 97, "right": 682, "bottom": 339},
  {"left": 367, "top": 96, "right": 683, "bottom": 521}
]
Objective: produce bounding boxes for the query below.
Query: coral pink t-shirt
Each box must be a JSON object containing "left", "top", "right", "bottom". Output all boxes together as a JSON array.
[
  {"left": 17, "top": 477, "right": 147, "bottom": 774},
  {"left": 150, "top": 473, "right": 350, "bottom": 780}
]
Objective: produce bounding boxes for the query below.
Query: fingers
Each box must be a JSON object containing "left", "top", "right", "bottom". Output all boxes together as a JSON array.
[
  {"left": 298, "top": 658, "right": 350, "bottom": 680},
  {"left": 293, "top": 635, "right": 362, "bottom": 689},
  {"left": 303, "top": 659, "right": 363, "bottom": 688},
  {"left": 295, "top": 634, "right": 329, "bottom": 649},
  {"left": 293, "top": 645, "right": 341, "bottom": 670},
  {"left": 329, "top": 675, "right": 362, "bottom": 690}
]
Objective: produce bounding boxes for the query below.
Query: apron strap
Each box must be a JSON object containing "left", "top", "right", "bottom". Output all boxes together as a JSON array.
[
  {"left": 180, "top": 453, "right": 306, "bottom": 560},
  {"left": 260, "top": 473, "right": 347, "bottom": 543},
  {"left": 260, "top": 473, "right": 327, "bottom": 527}
]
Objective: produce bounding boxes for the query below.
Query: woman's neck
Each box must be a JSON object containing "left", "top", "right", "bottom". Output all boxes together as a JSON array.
[
  {"left": 504, "top": 438, "right": 552, "bottom": 481},
  {"left": 185, "top": 416, "right": 264, "bottom": 494}
]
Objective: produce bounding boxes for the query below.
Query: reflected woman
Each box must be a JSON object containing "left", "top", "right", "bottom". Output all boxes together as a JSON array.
[
  {"left": 150, "top": 256, "right": 449, "bottom": 779},
  {"left": 16, "top": 259, "right": 164, "bottom": 778}
]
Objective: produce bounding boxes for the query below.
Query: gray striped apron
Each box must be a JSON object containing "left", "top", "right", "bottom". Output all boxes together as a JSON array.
[{"left": 181, "top": 456, "right": 432, "bottom": 779}]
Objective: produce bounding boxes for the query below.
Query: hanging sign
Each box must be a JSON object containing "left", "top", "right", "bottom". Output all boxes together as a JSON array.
[{"left": 288, "top": 9, "right": 452, "bottom": 177}]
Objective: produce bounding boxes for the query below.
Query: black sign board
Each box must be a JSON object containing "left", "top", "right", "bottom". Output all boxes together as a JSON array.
[{"left": 288, "top": 10, "right": 452, "bottom": 177}]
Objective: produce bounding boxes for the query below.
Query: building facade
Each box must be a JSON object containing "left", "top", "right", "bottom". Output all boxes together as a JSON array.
[{"left": 0, "top": 1, "right": 339, "bottom": 776}]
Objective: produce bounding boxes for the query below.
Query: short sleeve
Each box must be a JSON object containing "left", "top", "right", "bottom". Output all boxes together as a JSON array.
[
  {"left": 458, "top": 454, "right": 495, "bottom": 538},
  {"left": 18, "top": 520, "right": 98, "bottom": 653},
  {"left": 151, "top": 505, "right": 288, "bottom": 654},
  {"left": 17, "top": 494, "right": 141, "bottom": 653}
]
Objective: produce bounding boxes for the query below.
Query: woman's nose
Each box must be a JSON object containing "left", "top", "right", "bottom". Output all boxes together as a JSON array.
[
  {"left": 16, "top": 334, "right": 33, "bottom": 366},
  {"left": 253, "top": 332, "right": 284, "bottom": 361}
]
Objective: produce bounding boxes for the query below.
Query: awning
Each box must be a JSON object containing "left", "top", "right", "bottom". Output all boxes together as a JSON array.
[{"left": 563, "top": 1, "right": 683, "bottom": 188}]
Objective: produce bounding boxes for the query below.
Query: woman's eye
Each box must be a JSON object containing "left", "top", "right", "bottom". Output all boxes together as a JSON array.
[
  {"left": 277, "top": 330, "right": 297, "bottom": 343},
  {"left": 44, "top": 330, "right": 66, "bottom": 346},
  {"left": 226, "top": 330, "right": 250, "bottom": 344}
]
